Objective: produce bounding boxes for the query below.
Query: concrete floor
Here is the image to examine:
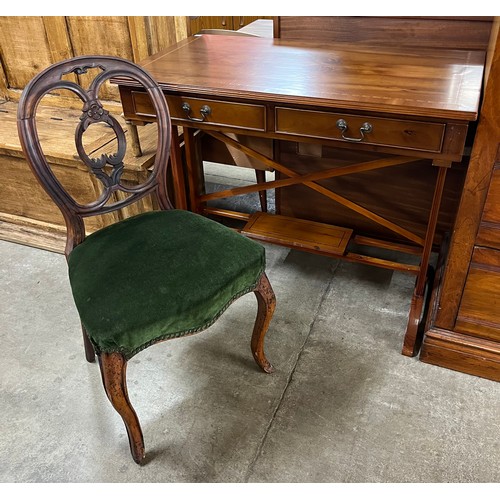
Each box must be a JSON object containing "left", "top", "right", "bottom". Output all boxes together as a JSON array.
[{"left": 2, "top": 236, "right": 500, "bottom": 484}]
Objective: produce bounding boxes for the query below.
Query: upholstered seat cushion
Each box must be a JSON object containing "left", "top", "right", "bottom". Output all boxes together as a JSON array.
[{"left": 68, "top": 210, "right": 265, "bottom": 359}]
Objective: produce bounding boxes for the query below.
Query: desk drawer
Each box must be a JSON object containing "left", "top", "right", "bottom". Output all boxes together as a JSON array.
[
  {"left": 275, "top": 107, "right": 445, "bottom": 153},
  {"left": 130, "top": 91, "right": 266, "bottom": 132}
]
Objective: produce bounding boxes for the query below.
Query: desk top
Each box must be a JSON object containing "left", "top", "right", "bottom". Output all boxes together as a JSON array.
[{"left": 123, "top": 34, "right": 486, "bottom": 122}]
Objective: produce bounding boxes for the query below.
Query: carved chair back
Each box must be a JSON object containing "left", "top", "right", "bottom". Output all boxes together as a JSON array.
[{"left": 17, "top": 56, "right": 172, "bottom": 255}]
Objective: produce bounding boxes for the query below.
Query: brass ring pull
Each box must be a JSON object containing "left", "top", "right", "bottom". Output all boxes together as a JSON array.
[
  {"left": 336, "top": 119, "right": 373, "bottom": 142},
  {"left": 182, "top": 102, "right": 211, "bottom": 122}
]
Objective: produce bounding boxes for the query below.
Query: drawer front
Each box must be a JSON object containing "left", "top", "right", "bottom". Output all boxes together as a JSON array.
[
  {"left": 275, "top": 107, "right": 445, "bottom": 153},
  {"left": 130, "top": 91, "right": 266, "bottom": 132},
  {"left": 456, "top": 247, "right": 500, "bottom": 341}
]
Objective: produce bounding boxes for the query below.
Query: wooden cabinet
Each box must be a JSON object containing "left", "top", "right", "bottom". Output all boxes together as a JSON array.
[{"left": 420, "top": 21, "right": 500, "bottom": 381}]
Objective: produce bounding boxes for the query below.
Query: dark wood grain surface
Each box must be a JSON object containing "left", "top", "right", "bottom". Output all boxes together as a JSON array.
[{"left": 275, "top": 16, "right": 493, "bottom": 51}]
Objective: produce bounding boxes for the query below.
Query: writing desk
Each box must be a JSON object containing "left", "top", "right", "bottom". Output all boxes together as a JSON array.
[{"left": 116, "top": 34, "right": 485, "bottom": 357}]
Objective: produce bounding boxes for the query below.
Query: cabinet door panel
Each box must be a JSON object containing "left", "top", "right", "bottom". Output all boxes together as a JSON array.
[
  {"left": 477, "top": 166, "right": 500, "bottom": 249},
  {"left": 456, "top": 247, "right": 500, "bottom": 340}
]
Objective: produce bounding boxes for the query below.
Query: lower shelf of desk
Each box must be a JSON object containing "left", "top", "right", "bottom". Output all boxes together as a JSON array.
[
  {"left": 242, "top": 212, "right": 353, "bottom": 257},
  {"left": 241, "top": 211, "right": 421, "bottom": 274}
]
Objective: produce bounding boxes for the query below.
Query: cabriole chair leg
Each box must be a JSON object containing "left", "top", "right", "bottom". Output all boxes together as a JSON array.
[
  {"left": 98, "top": 352, "right": 145, "bottom": 464},
  {"left": 251, "top": 272, "right": 276, "bottom": 374}
]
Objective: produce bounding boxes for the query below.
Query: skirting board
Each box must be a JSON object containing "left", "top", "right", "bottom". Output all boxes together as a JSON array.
[
  {"left": 420, "top": 327, "right": 500, "bottom": 382},
  {"left": 0, "top": 213, "right": 66, "bottom": 254}
]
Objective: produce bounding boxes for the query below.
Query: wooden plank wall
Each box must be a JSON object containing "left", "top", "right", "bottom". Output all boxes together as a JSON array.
[
  {"left": 274, "top": 16, "right": 494, "bottom": 51},
  {"left": 0, "top": 16, "right": 189, "bottom": 104}
]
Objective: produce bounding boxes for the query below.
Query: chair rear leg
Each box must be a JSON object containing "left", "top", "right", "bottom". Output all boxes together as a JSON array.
[
  {"left": 251, "top": 272, "right": 276, "bottom": 373},
  {"left": 98, "top": 352, "right": 145, "bottom": 464},
  {"left": 82, "top": 324, "right": 95, "bottom": 362}
]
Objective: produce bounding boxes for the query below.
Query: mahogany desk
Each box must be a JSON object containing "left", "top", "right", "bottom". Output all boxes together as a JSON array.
[{"left": 116, "top": 34, "right": 485, "bottom": 357}]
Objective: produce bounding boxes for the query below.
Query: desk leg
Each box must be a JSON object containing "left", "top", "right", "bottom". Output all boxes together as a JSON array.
[
  {"left": 169, "top": 125, "right": 188, "bottom": 210},
  {"left": 183, "top": 127, "right": 205, "bottom": 213},
  {"left": 402, "top": 164, "right": 448, "bottom": 357},
  {"left": 255, "top": 170, "right": 268, "bottom": 212}
]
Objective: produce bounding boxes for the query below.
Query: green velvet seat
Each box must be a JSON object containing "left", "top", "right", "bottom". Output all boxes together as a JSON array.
[{"left": 68, "top": 210, "right": 266, "bottom": 359}]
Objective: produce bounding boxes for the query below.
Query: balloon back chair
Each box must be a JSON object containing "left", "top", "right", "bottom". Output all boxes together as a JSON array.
[{"left": 17, "top": 56, "right": 276, "bottom": 464}]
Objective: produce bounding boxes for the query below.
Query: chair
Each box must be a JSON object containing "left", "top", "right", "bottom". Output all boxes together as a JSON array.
[{"left": 17, "top": 56, "right": 276, "bottom": 464}]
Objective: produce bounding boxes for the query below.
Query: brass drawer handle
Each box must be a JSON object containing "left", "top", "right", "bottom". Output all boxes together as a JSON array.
[
  {"left": 182, "top": 102, "right": 211, "bottom": 122},
  {"left": 336, "top": 119, "right": 373, "bottom": 142}
]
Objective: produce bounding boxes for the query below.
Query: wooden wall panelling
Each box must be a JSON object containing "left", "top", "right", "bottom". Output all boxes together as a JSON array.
[
  {"left": 70, "top": 16, "right": 188, "bottom": 102},
  {"left": 0, "top": 16, "right": 189, "bottom": 104},
  {"left": 127, "top": 16, "right": 189, "bottom": 63},
  {"left": 148, "top": 17, "right": 189, "bottom": 54},
  {"left": 275, "top": 16, "right": 494, "bottom": 51},
  {"left": 0, "top": 51, "right": 8, "bottom": 99},
  {"left": 42, "top": 17, "right": 74, "bottom": 63},
  {"left": 0, "top": 16, "right": 54, "bottom": 98},
  {"left": 0, "top": 16, "right": 8, "bottom": 97},
  {"left": 66, "top": 16, "right": 135, "bottom": 59},
  {"left": 66, "top": 16, "right": 135, "bottom": 102},
  {"left": 0, "top": 16, "right": 80, "bottom": 107},
  {"left": 126, "top": 17, "right": 152, "bottom": 63},
  {"left": 41, "top": 17, "right": 79, "bottom": 103}
]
